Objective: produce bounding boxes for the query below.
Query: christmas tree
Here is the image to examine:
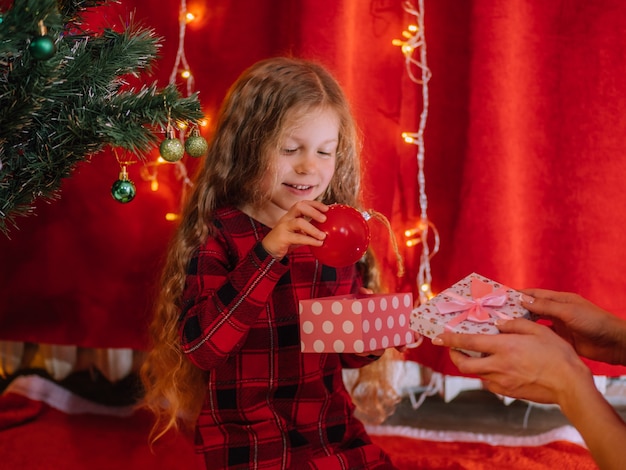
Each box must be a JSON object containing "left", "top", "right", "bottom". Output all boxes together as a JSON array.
[{"left": 0, "top": 0, "right": 204, "bottom": 233}]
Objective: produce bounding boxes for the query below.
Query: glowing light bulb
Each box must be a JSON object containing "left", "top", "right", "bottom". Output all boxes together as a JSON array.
[
  {"left": 181, "top": 69, "right": 191, "bottom": 79},
  {"left": 391, "top": 38, "right": 404, "bottom": 47},
  {"left": 151, "top": 179, "right": 159, "bottom": 192},
  {"left": 185, "top": 12, "right": 195, "bottom": 23},
  {"left": 406, "top": 238, "right": 422, "bottom": 248},
  {"left": 405, "top": 227, "right": 420, "bottom": 238},
  {"left": 165, "top": 213, "right": 180, "bottom": 221},
  {"left": 405, "top": 220, "right": 428, "bottom": 238}
]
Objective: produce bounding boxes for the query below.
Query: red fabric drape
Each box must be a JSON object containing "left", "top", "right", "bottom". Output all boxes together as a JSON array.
[
  {"left": 412, "top": 0, "right": 626, "bottom": 377},
  {"left": 2, "top": 0, "right": 626, "bottom": 376}
]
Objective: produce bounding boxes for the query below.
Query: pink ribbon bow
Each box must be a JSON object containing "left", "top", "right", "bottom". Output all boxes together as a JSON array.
[{"left": 434, "top": 277, "right": 512, "bottom": 330}]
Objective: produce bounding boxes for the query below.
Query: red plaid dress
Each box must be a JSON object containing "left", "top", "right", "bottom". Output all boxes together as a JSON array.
[{"left": 179, "top": 207, "right": 396, "bottom": 469}]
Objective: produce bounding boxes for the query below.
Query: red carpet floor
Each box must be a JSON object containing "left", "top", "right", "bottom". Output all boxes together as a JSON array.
[{"left": 0, "top": 376, "right": 598, "bottom": 469}]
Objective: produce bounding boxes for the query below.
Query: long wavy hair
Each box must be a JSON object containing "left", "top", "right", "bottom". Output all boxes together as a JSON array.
[{"left": 139, "top": 57, "right": 393, "bottom": 442}]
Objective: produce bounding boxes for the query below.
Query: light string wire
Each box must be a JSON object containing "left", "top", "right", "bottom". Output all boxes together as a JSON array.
[
  {"left": 140, "top": 0, "right": 194, "bottom": 215},
  {"left": 167, "top": 0, "right": 193, "bottom": 192},
  {"left": 168, "top": 0, "right": 194, "bottom": 96},
  {"left": 396, "top": 0, "right": 440, "bottom": 303}
]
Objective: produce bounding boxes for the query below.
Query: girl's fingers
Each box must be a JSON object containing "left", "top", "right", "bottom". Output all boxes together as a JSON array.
[
  {"left": 289, "top": 200, "right": 328, "bottom": 222},
  {"left": 286, "top": 217, "right": 326, "bottom": 241},
  {"left": 288, "top": 231, "right": 325, "bottom": 246}
]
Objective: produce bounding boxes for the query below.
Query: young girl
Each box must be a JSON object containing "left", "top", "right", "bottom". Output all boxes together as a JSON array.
[{"left": 140, "top": 57, "right": 398, "bottom": 469}]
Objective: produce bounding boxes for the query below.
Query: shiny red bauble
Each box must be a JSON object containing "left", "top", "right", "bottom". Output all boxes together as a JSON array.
[{"left": 310, "top": 204, "right": 370, "bottom": 267}]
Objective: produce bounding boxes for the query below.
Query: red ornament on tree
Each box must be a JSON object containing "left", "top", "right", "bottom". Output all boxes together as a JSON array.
[{"left": 310, "top": 204, "right": 370, "bottom": 267}]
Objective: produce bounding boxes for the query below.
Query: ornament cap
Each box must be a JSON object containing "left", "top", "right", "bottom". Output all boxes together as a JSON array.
[
  {"left": 37, "top": 20, "right": 48, "bottom": 36},
  {"left": 119, "top": 165, "right": 129, "bottom": 181}
]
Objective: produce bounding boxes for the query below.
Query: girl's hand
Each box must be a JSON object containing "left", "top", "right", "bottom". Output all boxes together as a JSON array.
[
  {"left": 521, "top": 289, "right": 626, "bottom": 365},
  {"left": 261, "top": 200, "right": 329, "bottom": 259}
]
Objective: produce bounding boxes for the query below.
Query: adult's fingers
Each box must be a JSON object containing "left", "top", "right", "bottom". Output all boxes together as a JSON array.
[
  {"left": 448, "top": 348, "right": 496, "bottom": 376},
  {"left": 495, "top": 317, "right": 549, "bottom": 335},
  {"left": 519, "top": 289, "right": 581, "bottom": 322},
  {"left": 435, "top": 330, "right": 501, "bottom": 356},
  {"left": 519, "top": 288, "right": 581, "bottom": 304},
  {"left": 436, "top": 319, "right": 550, "bottom": 362}
]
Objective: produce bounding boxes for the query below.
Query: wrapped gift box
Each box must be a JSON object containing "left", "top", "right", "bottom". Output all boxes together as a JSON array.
[
  {"left": 299, "top": 292, "right": 415, "bottom": 353},
  {"left": 410, "top": 273, "right": 533, "bottom": 356}
]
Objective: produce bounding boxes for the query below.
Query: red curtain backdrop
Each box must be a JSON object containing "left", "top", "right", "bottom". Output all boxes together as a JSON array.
[{"left": 2, "top": 0, "right": 626, "bottom": 376}]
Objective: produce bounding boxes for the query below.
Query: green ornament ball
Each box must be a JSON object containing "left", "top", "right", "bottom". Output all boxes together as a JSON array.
[
  {"left": 111, "top": 179, "right": 136, "bottom": 204},
  {"left": 184, "top": 135, "right": 208, "bottom": 158},
  {"left": 160, "top": 138, "right": 184, "bottom": 162},
  {"left": 29, "top": 35, "right": 56, "bottom": 60}
]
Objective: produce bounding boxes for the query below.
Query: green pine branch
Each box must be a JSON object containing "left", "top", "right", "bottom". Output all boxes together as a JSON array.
[{"left": 0, "top": 0, "right": 204, "bottom": 234}]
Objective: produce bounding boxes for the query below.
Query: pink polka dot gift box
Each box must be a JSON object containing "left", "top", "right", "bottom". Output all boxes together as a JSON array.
[
  {"left": 299, "top": 292, "right": 415, "bottom": 353},
  {"left": 410, "top": 272, "right": 533, "bottom": 356}
]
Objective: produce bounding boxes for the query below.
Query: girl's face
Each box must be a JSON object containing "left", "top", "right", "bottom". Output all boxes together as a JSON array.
[{"left": 247, "top": 107, "right": 339, "bottom": 227}]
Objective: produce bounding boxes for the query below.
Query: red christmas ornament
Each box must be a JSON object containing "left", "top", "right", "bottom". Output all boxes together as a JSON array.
[{"left": 310, "top": 204, "right": 370, "bottom": 267}]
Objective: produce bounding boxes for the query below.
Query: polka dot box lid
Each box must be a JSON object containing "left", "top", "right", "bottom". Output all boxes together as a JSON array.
[
  {"left": 409, "top": 272, "right": 532, "bottom": 356},
  {"left": 299, "top": 292, "right": 415, "bottom": 353}
]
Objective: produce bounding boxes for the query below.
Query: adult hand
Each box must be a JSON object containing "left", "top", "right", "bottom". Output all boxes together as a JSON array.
[
  {"left": 261, "top": 200, "right": 329, "bottom": 259},
  {"left": 521, "top": 289, "right": 626, "bottom": 365},
  {"left": 434, "top": 318, "right": 593, "bottom": 405}
]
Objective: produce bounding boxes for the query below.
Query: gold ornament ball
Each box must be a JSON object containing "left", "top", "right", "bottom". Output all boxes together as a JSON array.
[
  {"left": 160, "top": 138, "right": 184, "bottom": 162},
  {"left": 185, "top": 135, "right": 208, "bottom": 158}
]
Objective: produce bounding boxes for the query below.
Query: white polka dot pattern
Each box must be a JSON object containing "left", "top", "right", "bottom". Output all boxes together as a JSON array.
[{"left": 299, "top": 293, "right": 414, "bottom": 353}]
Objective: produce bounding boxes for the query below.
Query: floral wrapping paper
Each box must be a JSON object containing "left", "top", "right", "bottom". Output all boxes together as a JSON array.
[{"left": 410, "top": 273, "right": 533, "bottom": 356}]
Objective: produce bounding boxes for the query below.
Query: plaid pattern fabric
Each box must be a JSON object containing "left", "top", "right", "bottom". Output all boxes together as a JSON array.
[{"left": 179, "top": 207, "right": 396, "bottom": 469}]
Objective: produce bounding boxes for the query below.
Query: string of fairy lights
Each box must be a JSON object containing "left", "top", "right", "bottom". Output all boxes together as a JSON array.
[
  {"left": 394, "top": 0, "right": 440, "bottom": 304},
  {"left": 141, "top": 0, "right": 208, "bottom": 220},
  {"left": 113, "top": 0, "right": 208, "bottom": 216},
  {"left": 168, "top": 0, "right": 196, "bottom": 97}
]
